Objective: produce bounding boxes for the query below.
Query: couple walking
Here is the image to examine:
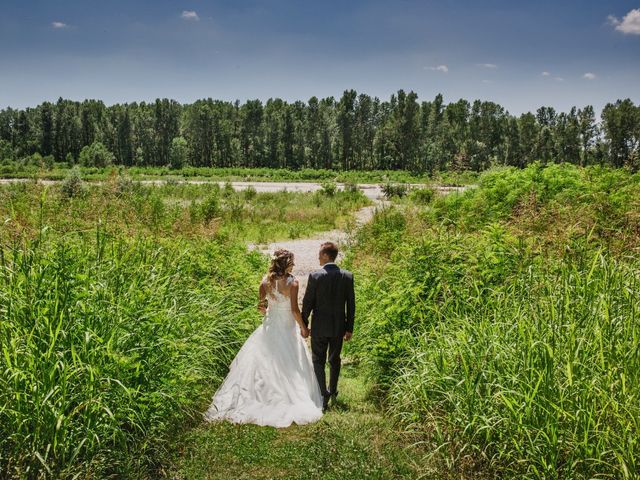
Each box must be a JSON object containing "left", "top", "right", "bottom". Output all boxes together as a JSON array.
[{"left": 204, "top": 241, "right": 355, "bottom": 427}]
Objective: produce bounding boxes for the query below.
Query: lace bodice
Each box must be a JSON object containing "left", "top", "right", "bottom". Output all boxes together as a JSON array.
[{"left": 266, "top": 277, "right": 294, "bottom": 310}]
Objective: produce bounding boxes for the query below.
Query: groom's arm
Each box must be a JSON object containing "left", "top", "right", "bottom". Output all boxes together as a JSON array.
[
  {"left": 345, "top": 273, "right": 355, "bottom": 333},
  {"left": 301, "top": 273, "right": 316, "bottom": 328}
]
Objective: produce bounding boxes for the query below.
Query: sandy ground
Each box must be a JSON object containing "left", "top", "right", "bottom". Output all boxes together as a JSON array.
[{"left": 247, "top": 202, "right": 386, "bottom": 300}]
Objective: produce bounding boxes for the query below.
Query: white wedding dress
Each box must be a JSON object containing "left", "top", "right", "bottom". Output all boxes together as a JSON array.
[{"left": 203, "top": 277, "right": 324, "bottom": 427}]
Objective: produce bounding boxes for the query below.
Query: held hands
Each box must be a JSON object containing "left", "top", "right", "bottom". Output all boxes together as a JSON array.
[
  {"left": 344, "top": 331, "right": 352, "bottom": 341},
  {"left": 300, "top": 326, "right": 310, "bottom": 338}
]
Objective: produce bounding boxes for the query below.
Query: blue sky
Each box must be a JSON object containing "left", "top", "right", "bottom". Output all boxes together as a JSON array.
[{"left": 0, "top": 0, "right": 638, "bottom": 115}]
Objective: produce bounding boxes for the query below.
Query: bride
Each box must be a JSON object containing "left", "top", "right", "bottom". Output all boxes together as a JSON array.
[{"left": 203, "top": 249, "right": 324, "bottom": 427}]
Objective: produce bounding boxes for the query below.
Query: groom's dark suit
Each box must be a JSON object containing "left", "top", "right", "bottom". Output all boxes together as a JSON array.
[{"left": 302, "top": 263, "right": 355, "bottom": 401}]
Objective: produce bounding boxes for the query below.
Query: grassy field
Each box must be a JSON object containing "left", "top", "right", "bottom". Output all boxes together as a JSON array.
[
  {"left": 345, "top": 163, "right": 640, "bottom": 479},
  {"left": 0, "top": 175, "right": 369, "bottom": 479},
  {"left": 2, "top": 163, "right": 638, "bottom": 479},
  {"left": 0, "top": 173, "right": 370, "bottom": 245}
]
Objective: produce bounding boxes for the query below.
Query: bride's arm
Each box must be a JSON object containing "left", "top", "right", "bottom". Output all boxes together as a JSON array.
[
  {"left": 289, "top": 279, "right": 309, "bottom": 336},
  {"left": 258, "top": 278, "right": 268, "bottom": 314}
]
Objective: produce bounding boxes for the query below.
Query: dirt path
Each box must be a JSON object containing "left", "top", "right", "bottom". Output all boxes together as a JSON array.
[
  {"left": 167, "top": 189, "right": 469, "bottom": 479},
  {"left": 248, "top": 202, "right": 387, "bottom": 299}
]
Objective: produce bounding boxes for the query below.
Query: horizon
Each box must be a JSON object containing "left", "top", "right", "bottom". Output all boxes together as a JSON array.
[{"left": 1, "top": 0, "right": 639, "bottom": 115}]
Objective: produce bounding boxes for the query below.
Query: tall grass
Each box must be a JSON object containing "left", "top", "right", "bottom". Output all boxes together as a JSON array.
[
  {"left": 0, "top": 172, "right": 369, "bottom": 477},
  {"left": 0, "top": 223, "right": 265, "bottom": 478},
  {"left": 0, "top": 180, "right": 273, "bottom": 478},
  {"left": 346, "top": 164, "right": 640, "bottom": 478}
]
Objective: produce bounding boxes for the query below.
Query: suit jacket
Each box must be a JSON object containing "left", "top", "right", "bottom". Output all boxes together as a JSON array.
[{"left": 302, "top": 264, "right": 355, "bottom": 337}]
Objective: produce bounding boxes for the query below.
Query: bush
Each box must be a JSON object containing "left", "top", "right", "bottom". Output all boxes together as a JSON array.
[
  {"left": 243, "top": 185, "right": 257, "bottom": 200},
  {"left": 408, "top": 186, "right": 434, "bottom": 204},
  {"left": 347, "top": 165, "right": 640, "bottom": 478},
  {"left": 381, "top": 182, "right": 408, "bottom": 198},
  {"left": 60, "top": 167, "right": 86, "bottom": 198},
  {"left": 0, "top": 234, "right": 263, "bottom": 478},
  {"left": 200, "top": 193, "right": 221, "bottom": 224},
  {"left": 79, "top": 142, "right": 114, "bottom": 168},
  {"left": 320, "top": 181, "right": 337, "bottom": 196},
  {"left": 169, "top": 137, "right": 189, "bottom": 170}
]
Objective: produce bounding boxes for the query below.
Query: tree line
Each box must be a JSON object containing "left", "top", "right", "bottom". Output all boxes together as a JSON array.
[{"left": 0, "top": 90, "right": 638, "bottom": 173}]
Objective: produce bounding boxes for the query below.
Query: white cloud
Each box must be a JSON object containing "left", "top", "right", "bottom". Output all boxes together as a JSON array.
[
  {"left": 426, "top": 64, "right": 448, "bottom": 73},
  {"left": 477, "top": 63, "right": 497, "bottom": 69},
  {"left": 541, "top": 71, "right": 551, "bottom": 76},
  {"left": 608, "top": 9, "right": 640, "bottom": 35},
  {"left": 583, "top": 72, "right": 596, "bottom": 80},
  {"left": 555, "top": 77, "right": 564, "bottom": 82},
  {"left": 51, "top": 21, "right": 68, "bottom": 29},
  {"left": 181, "top": 10, "right": 200, "bottom": 21}
]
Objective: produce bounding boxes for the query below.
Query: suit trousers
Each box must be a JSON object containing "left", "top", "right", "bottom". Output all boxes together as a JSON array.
[{"left": 310, "top": 335, "right": 344, "bottom": 397}]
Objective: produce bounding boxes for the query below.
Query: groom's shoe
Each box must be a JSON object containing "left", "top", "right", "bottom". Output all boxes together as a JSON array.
[
  {"left": 329, "top": 391, "right": 339, "bottom": 407},
  {"left": 322, "top": 394, "right": 330, "bottom": 412}
]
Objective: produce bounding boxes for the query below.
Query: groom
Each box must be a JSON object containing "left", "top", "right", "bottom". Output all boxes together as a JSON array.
[{"left": 302, "top": 241, "right": 355, "bottom": 411}]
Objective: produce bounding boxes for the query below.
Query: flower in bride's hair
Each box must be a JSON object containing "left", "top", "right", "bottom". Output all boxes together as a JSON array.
[{"left": 271, "top": 253, "right": 278, "bottom": 260}]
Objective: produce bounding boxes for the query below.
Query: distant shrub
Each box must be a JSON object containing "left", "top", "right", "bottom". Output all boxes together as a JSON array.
[
  {"left": 169, "top": 137, "right": 189, "bottom": 170},
  {"left": 243, "top": 185, "right": 257, "bottom": 200},
  {"left": 114, "top": 175, "right": 139, "bottom": 197},
  {"left": 223, "top": 195, "right": 244, "bottom": 222},
  {"left": 343, "top": 181, "right": 360, "bottom": 193},
  {"left": 408, "top": 187, "right": 434, "bottom": 204},
  {"left": 79, "top": 142, "right": 114, "bottom": 168},
  {"left": 60, "top": 167, "right": 86, "bottom": 198},
  {"left": 288, "top": 223, "right": 304, "bottom": 239},
  {"left": 222, "top": 181, "right": 235, "bottom": 197},
  {"left": 200, "top": 193, "right": 221, "bottom": 224},
  {"left": 320, "top": 181, "right": 337, "bottom": 196},
  {"left": 381, "top": 182, "right": 408, "bottom": 198}
]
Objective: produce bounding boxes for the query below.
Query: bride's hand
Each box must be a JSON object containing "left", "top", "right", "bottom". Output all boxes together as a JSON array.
[{"left": 300, "top": 326, "right": 310, "bottom": 338}]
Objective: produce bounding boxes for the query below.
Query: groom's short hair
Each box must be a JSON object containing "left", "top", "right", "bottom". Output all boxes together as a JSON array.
[{"left": 320, "top": 241, "right": 338, "bottom": 261}]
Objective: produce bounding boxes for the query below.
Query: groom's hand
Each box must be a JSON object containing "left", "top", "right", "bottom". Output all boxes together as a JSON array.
[{"left": 344, "top": 331, "right": 352, "bottom": 341}]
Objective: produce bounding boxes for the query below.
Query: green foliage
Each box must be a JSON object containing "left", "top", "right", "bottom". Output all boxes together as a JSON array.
[
  {"left": 0, "top": 139, "right": 14, "bottom": 162},
  {"left": 60, "top": 166, "right": 86, "bottom": 198},
  {"left": 1, "top": 93, "right": 637, "bottom": 174},
  {"left": 407, "top": 186, "right": 434, "bottom": 204},
  {"left": 79, "top": 142, "right": 114, "bottom": 168},
  {"left": 426, "top": 163, "right": 640, "bottom": 234},
  {"left": 0, "top": 227, "right": 264, "bottom": 478},
  {"left": 242, "top": 185, "right": 257, "bottom": 200},
  {"left": 169, "top": 136, "right": 189, "bottom": 169},
  {"left": 320, "top": 181, "right": 337, "bottom": 196},
  {"left": 199, "top": 192, "right": 221, "bottom": 224},
  {"left": 381, "top": 182, "right": 409, "bottom": 198},
  {"left": 348, "top": 165, "right": 640, "bottom": 478}
]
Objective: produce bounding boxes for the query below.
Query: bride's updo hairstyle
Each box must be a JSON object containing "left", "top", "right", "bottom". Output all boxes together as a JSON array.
[{"left": 268, "top": 249, "right": 294, "bottom": 280}]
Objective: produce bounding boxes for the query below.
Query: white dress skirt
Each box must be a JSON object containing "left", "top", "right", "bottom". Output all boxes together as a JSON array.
[{"left": 203, "top": 283, "right": 323, "bottom": 428}]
